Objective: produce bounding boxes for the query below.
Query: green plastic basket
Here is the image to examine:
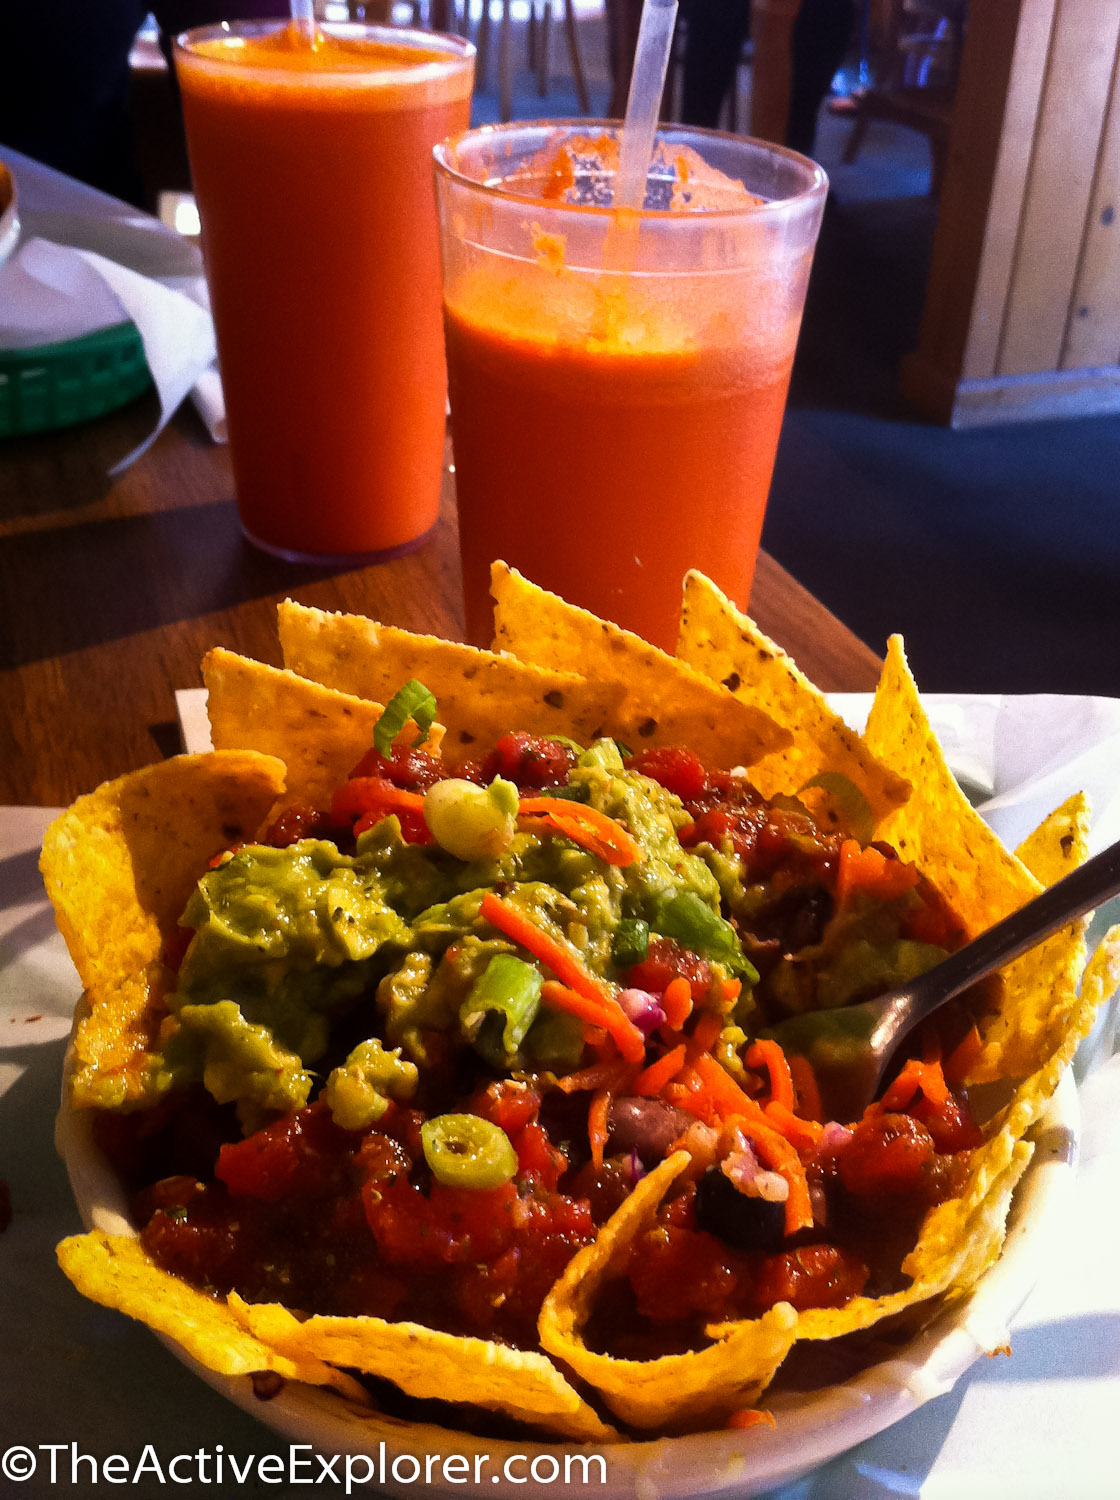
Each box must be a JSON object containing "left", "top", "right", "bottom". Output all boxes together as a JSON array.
[{"left": 0, "top": 321, "right": 153, "bottom": 438}]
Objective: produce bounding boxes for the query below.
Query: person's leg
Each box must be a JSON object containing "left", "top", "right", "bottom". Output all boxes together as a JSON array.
[
  {"left": 679, "top": 0, "right": 751, "bottom": 131},
  {"left": 787, "top": 0, "right": 856, "bottom": 156}
]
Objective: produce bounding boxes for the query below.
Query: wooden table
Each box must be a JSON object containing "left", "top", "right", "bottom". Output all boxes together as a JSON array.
[{"left": 0, "top": 394, "right": 881, "bottom": 807}]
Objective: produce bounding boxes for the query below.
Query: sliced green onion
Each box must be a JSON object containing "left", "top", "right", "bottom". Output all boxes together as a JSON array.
[
  {"left": 421, "top": 1113, "right": 518, "bottom": 1189},
  {"left": 612, "top": 917, "right": 650, "bottom": 969},
  {"left": 797, "top": 772, "right": 874, "bottom": 844},
  {"left": 653, "top": 891, "right": 759, "bottom": 984},
  {"left": 373, "top": 679, "right": 438, "bottom": 757},
  {"left": 459, "top": 952, "right": 542, "bottom": 1062},
  {"left": 577, "top": 739, "right": 624, "bottom": 771}
]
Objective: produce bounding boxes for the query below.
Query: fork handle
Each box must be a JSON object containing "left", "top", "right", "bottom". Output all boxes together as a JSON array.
[{"left": 873, "top": 834, "right": 1120, "bottom": 1052}]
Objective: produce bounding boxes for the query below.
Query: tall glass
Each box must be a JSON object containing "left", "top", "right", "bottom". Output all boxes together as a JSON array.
[
  {"left": 175, "top": 21, "right": 473, "bottom": 562},
  {"left": 434, "top": 122, "right": 826, "bottom": 649}
]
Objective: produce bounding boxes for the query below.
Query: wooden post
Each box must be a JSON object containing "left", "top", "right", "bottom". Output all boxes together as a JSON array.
[
  {"left": 749, "top": 0, "right": 803, "bottom": 145},
  {"left": 902, "top": 0, "right": 1120, "bottom": 427}
]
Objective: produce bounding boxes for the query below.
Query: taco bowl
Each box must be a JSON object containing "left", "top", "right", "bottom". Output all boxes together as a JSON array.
[{"left": 43, "top": 568, "right": 1120, "bottom": 1472}]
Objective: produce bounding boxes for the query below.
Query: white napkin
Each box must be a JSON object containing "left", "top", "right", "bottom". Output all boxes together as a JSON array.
[{"left": 0, "top": 234, "right": 217, "bottom": 471}]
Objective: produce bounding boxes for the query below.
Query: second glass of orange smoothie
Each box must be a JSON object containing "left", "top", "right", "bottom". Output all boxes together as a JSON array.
[
  {"left": 176, "top": 20, "right": 473, "bottom": 562},
  {"left": 434, "top": 123, "right": 826, "bottom": 650}
]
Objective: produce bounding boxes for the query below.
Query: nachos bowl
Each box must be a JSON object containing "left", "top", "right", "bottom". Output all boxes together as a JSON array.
[{"left": 44, "top": 566, "right": 1120, "bottom": 1482}]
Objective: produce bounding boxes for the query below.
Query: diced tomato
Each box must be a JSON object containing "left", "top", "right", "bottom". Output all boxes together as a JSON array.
[
  {"left": 481, "top": 732, "right": 577, "bottom": 789},
  {"left": 516, "top": 1122, "right": 568, "bottom": 1191},
  {"left": 467, "top": 1079, "right": 542, "bottom": 1137},
  {"left": 910, "top": 1091, "right": 984, "bottom": 1153},
  {"left": 839, "top": 1112, "right": 937, "bottom": 1198},
  {"left": 140, "top": 1191, "right": 243, "bottom": 1285},
  {"left": 262, "top": 804, "right": 338, "bottom": 848},
  {"left": 623, "top": 935, "right": 712, "bottom": 999},
  {"left": 348, "top": 746, "right": 445, "bottom": 791},
  {"left": 626, "top": 746, "right": 708, "bottom": 802},
  {"left": 330, "top": 776, "right": 432, "bottom": 844},
  {"left": 629, "top": 1222, "right": 745, "bottom": 1323},
  {"left": 679, "top": 808, "right": 761, "bottom": 860},
  {"left": 216, "top": 1105, "right": 355, "bottom": 1203},
  {"left": 752, "top": 1245, "right": 868, "bottom": 1312}
]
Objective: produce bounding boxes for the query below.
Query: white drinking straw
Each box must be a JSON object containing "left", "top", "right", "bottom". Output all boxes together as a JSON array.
[
  {"left": 614, "top": 0, "right": 680, "bottom": 212},
  {"left": 290, "top": 0, "right": 317, "bottom": 41}
]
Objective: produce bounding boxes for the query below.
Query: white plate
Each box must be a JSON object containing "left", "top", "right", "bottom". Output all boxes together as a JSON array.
[{"left": 57, "top": 1060, "right": 1078, "bottom": 1500}]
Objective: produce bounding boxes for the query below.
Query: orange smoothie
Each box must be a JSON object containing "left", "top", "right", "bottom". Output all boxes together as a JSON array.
[
  {"left": 435, "top": 125, "right": 825, "bottom": 651},
  {"left": 444, "top": 268, "right": 798, "bottom": 652},
  {"left": 176, "top": 24, "right": 473, "bottom": 560}
]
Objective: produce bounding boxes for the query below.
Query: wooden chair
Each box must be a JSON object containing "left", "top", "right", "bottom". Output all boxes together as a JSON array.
[
  {"left": 832, "top": 0, "right": 966, "bottom": 194},
  {"left": 474, "top": 0, "right": 591, "bottom": 121}
]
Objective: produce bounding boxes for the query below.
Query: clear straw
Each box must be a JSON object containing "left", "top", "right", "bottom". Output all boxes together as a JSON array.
[
  {"left": 614, "top": 0, "right": 679, "bottom": 212},
  {"left": 291, "top": 0, "right": 317, "bottom": 42}
]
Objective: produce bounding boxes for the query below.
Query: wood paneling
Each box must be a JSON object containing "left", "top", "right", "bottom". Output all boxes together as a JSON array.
[
  {"left": 1062, "top": 45, "right": 1120, "bottom": 369},
  {"left": 960, "top": 0, "right": 1056, "bottom": 380},
  {"left": 904, "top": 0, "right": 1120, "bottom": 425},
  {"left": 998, "top": 0, "right": 1120, "bottom": 375}
]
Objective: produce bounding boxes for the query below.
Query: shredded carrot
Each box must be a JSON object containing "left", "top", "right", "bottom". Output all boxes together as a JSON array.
[
  {"left": 745, "top": 1039, "right": 796, "bottom": 1112},
  {"left": 921, "top": 1028, "right": 943, "bottom": 1064},
  {"left": 945, "top": 1023, "right": 984, "bottom": 1084},
  {"left": 836, "top": 839, "right": 919, "bottom": 905},
  {"left": 635, "top": 1044, "right": 687, "bottom": 1098},
  {"left": 691, "top": 1051, "right": 763, "bottom": 1121},
  {"left": 787, "top": 1053, "right": 824, "bottom": 1124},
  {"left": 727, "top": 1114, "right": 814, "bottom": 1235},
  {"left": 588, "top": 1088, "right": 612, "bottom": 1169},
  {"left": 664, "top": 1069, "right": 718, "bottom": 1125},
  {"left": 481, "top": 893, "right": 646, "bottom": 1063},
  {"left": 728, "top": 1408, "right": 776, "bottom": 1431},
  {"left": 688, "top": 1010, "right": 724, "bottom": 1058},
  {"left": 764, "top": 1100, "right": 823, "bottom": 1156},
  {"left": 516, "top": 798, "right": 642, "bottom": 867},
  {"left": 540, "top": 980, "right": 647, "bottom": 1065},
  {"left": 555, "top": 1055, "right": 637, "bottom": 1095},
  {"left": 708, "top": 973, "right": 743, "bottom": 1014},
  {"left": 880, "top": 1056, "right": 951, "bottom": 1111},
  {"left": 662, "top": 976, "right": 694, "bottom": 1031}
]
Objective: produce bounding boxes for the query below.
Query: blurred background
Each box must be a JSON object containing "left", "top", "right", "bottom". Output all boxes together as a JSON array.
[{"left": 9, "top": 0, "right": 1118, "bottom": 698}]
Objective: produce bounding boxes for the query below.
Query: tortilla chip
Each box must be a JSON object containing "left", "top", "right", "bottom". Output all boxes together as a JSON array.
[
  {"left": 538, "top": 1154, "right": 798, "bottom": 1429},
  {"left": 490, "top": 564, "right": 792, "bottom": 769},
  {"left": 676, "top": 570, "right": 910, "bottom": 828},
  {"left": 57, "top": 1231, "right": 368, "bottom": 1403},
  {"left": 864, "top": 636, "right": 1041, "bottom": 938},
  {"left": 40, "top": 752, "right": 287, "bottom": 1108},
  {"left": 203, "top": 647, "right": 446, "bottom": 814},
  {"left": 277, "top": 599, "right": 625, "bottom": 758},
  {"left": 236, "top": 1300, "right": 616, "bottom": 1444},
  {"left": 787, "top": 1139, "right": 1035, "bottom": 1347},
  {"left": 966, "top": 795, "right": 1092, "bottom": 1083},
  {"left": 1016, "top": 793, "right": 1091, "bottom": 889}
]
